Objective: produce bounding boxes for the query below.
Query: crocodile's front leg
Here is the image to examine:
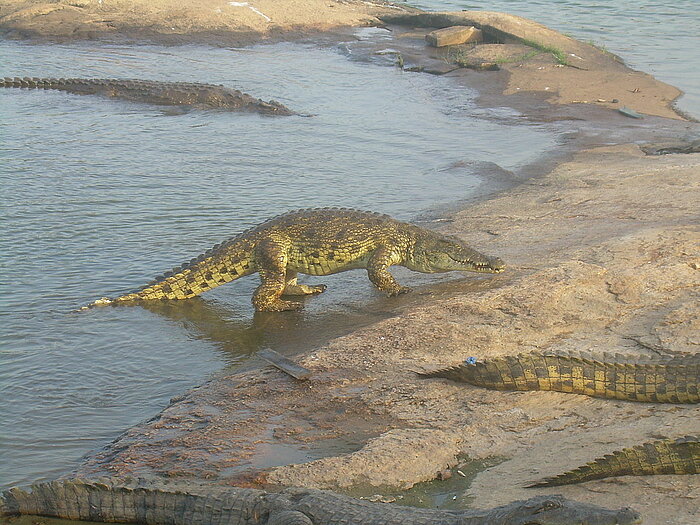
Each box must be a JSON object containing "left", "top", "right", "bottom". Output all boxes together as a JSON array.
[
  {"left": 252, "top": 239, "right": 303, "bottom": 311},
  {"left": 367, "top": 247, "right": 411, "bottom": 296},
  {"left": 283, "top": 270, "right": 327, "bottom": 296}
]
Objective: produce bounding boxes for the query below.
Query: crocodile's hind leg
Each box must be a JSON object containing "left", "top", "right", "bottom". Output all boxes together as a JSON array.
[
  {"left": 252, "top": 239, "right": 304, "bottom": 311},
  {"left": 283, "top": 270, "right": 327, "bottom": 296}
]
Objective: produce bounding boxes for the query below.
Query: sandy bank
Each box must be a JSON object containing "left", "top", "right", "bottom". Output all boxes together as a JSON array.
[{"left": 76, "top": 145, "right": 700, "bottom": 524}]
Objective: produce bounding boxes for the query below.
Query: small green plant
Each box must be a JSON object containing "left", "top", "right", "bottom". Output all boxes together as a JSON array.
[
  {"left": 494, "top": 49, "right": 539, "bottom": 65},
  {"left": 587, "top": 39, "right": 608, "bottom": 53},
  {"left": 444, "top": 46, "right": 472, "bottom": 67},
  {"left": 520, "top": 38, "right": 570, "bottom": 66},
  {"left": 586, "top": 39, "right": 623, "bottom": 63}
]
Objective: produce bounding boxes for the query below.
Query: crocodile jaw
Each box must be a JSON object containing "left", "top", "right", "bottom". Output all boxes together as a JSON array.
[
  {"left": 448, "top": 253, "right": 506, "bottom": 273},
  {"left": 503, "top": 496, "right": 642, "bottom": 525},
  {"left": 407, "top": 232, "right": 505, "bottom": 274}
]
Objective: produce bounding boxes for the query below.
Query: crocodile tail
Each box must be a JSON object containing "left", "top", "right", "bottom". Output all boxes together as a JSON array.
[
  {"left": 528, "top": 436, "right": 700, "bottom": 487},
  {"left": 419, "top": 352, "right": 700, "bottom": 403},
  {"left": 418, "top": 354, "right": 541, "bottom": 391},
  {"left": 1, "top": 77, "right": 45, "bottom": 88},
  {"left": 84, "top": 238, "right": 256, "bottom": 307},
  {"left": 1, "top": 77, "right": 148, "bottom": 97},
  {"left": 2, "top": 77, "right": 84, "bottom": 90},
  {"left": 1, "top": 478, "right": 265, "bottom": 522}
]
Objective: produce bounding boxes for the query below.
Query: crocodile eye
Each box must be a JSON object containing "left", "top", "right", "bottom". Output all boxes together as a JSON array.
[{"left": 534, "top": 500, "right": 560, "bottom": 513}]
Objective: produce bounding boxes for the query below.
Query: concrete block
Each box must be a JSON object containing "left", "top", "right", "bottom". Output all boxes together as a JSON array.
[{"left": 426, "top": 26, "right": 483, "bottom": 47}]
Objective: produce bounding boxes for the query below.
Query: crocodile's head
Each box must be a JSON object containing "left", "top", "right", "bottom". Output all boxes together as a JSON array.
[
  {"left": 407, "top": 231, "right": 505, "bottom": 274},
  {"left": 255, "top": 99, "right": 295, "bottom": 116},
  {"left": 214, "top": 91, "right": 294, "bottom": 115},
  {"left": 495, "top": 495, "right": 641, "bottom": 525}
]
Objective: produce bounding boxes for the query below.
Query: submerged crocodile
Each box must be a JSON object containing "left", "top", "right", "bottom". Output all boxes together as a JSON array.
[
  {"left": 419, "top": 351, "right": 700, "bottom": 403},
  {"left": 529, "top": 435, "right": 699, "bottom": 487},
  {"left": 86, "top": 208, "right": 505, "bottom": 312},
  {"left": 0, "top": 77, "right": 293, "bottom": 114},
  {"left": 0, "top": 478, "right": 641, "bottom": 525}
]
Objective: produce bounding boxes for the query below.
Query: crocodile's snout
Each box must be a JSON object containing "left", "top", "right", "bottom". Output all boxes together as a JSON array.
[
  {"left": 489, "top": 256, "right": 506, "bottom": 272},
  {"left": 620, "top": 507, "right": 643, "bottom": 525}
]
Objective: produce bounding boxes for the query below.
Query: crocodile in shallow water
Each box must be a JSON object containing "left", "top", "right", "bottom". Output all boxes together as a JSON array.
[
  {"left": 86, "top": 208, "right": 505, "bottom": 312},
  {"left": 0, "top": 77, "right": 293, "bottom": 114},
  {"left": 529, "top": 435, "right": 699, "bottom": 487},
  {"left": 0, "top": 478, "right": 641, "bottom": 525},
  {"left": 419, "top": 351, "right": 699, "bottom": 403}
]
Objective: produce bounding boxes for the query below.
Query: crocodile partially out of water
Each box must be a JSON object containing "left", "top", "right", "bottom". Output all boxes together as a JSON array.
[
  {"left": 0, "top": 77, "right": 293, "bottom": 114},
  {"left": 529, "top": 436, "right": 699, "bottom": 487},
  {"left": 86, "top": 208, "right": 505, "bottom": 312},
  {"left": 420, "top": 351, "right": 699, "bottom": 403},
  {"left": 0, "top": 478, "right": 642, "bottom": 525}
]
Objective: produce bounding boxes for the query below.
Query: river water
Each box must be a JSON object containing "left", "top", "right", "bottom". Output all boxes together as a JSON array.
[{"left": 0, "top": 1, "right": 696, "bottom": 493}]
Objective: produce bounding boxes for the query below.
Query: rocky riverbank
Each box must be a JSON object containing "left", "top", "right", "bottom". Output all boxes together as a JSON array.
[
  {"left": 2, "top": 2, "right": 698, "bottom": 524},
  {"left": 0, "top": 0, "right": 397, "bottom": 43},
  {"left": 72, "top": 143, "right": 699, "bottom": 525},
  {"left": 1, "top": 2, "right": 691, "bottom": 120}
]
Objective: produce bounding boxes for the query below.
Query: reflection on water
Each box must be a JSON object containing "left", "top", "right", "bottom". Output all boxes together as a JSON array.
[{"left": 0, "top": 36, "right": 556, "bottom": 489}]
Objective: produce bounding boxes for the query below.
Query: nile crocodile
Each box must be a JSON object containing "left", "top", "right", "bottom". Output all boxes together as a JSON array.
[
  {"left": 529, "top": 435, "right": 699, "bottom": 487},
  {"left": 0, "top": 478, "right": 641, "bottom": 525},
  {"left": 0, "top": 77, "right": 293, "bottom": 114},
  {"left": 87, "top": 208, "right": 505, "bottom": 312},
  {"left": 419, "top": 351, "right": 700, "bottom": 403}
]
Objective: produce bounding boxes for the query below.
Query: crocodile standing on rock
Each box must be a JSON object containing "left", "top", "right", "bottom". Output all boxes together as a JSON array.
[
  {"left": 0, "top": 77, "right": 294, "bottom": 114},
  {"left": 0, "top": 478, "right": 642, "bottom": 525},
  {"left": 86, "top": 208, "right": 505, "bottom": 312},
  {"left": 420, "top": 351, "right": 700, "bottom": 403}
]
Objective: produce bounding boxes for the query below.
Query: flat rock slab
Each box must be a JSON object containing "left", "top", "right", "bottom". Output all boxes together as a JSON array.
[
  {"left": 0, "top": 0, "right": 404, "bottom": 42},
  {"left": 425, "top": 26, "right": 482, "bottom": 47},
  {"left": 382, "top": 11, "right": 685, "bottom": 119}
]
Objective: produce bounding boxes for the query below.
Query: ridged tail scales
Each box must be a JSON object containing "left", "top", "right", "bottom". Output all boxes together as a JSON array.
[
  {"left": 0, "top": 479, "right": 267, "bottom": 523},
  {"left": 2, "top": 76, "right": 208, "bottom": 99},
  {"left": 528, "top": 436, "right": 700, "bottom": 487},
  {"left": 419, "top": 351, "right": 700, "bottom": 403},
  {"left": 110, "top": 238, "right": 256, "bottom": 303}
]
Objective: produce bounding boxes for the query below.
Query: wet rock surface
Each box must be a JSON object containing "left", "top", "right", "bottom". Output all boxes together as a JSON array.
[{"left": 380, "top": 11, "right": 685, "bottom": 120}]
